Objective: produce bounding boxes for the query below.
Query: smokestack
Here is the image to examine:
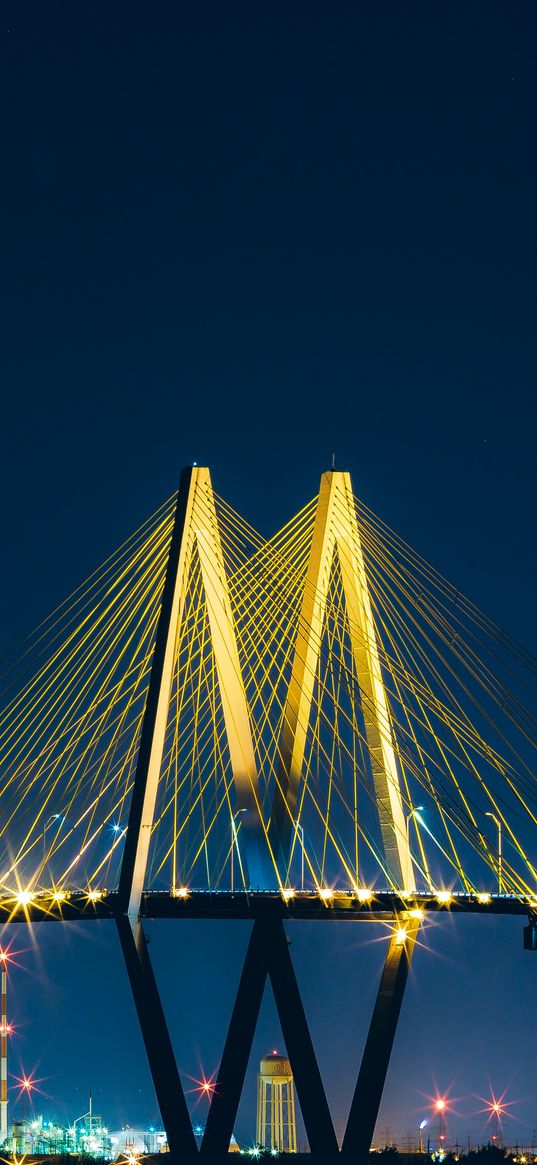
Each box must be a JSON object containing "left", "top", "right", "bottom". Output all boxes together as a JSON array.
[{"left": 0, "top": 955, "right": 8, "bottom": 1142}]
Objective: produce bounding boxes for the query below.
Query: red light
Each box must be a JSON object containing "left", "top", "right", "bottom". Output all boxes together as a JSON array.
[
  {"left": 186, "top": 1070, "right": 220, "bottom": 1104},
  {"left": 11, "top": 1070, "right": 46, "bottom": 1100},
  {"left": 477, "top": 1089, "right": 515, "bottom": 1125}
]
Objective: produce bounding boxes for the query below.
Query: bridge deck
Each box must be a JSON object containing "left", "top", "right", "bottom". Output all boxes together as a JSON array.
[{"left": 0, "top": 888, "right": 533, "bottom": 922}]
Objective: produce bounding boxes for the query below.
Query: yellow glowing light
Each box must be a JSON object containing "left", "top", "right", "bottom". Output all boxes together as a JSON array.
[
  {"left": 356, "top": 888, "right": 373, "bottom": 902},
  {"left": 394, "top": 927, "right": 408, "bottom": 944},
  {"left": 16, "top": 891, "right": 33, "bottom": 907},
  {"left": 477, "top": 892, "right": 492, "bottom": 904},
  {"left": 174, "top": 887, "right": 189, "bottom": 899},
  {"left": 52, "top": 891, "right": 67, "bottom": 902},
  {"left": 408, "top": 908, "right": 424, "bottom": 920},
  {"left": 319, "top": 888, "right": 333, "bottom": 900},
  {"left": 435, "top": 1099, "right": 446, "bottom": 1111},
  {"left": 282, "top": 888, "right": 295, "bottom": 900},
  {"left": 436, "top": 891, "right": 452, "bottom": 904},
  {"left": 87, "top": 889, "right": 103, "bottom": 901}
]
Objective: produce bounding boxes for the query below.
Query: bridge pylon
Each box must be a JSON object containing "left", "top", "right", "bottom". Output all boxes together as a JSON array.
[{"left": 271, "top": 469, "right": 414, "bottom": 891}]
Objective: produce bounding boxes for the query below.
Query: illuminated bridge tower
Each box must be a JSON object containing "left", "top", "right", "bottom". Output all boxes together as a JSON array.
[{"left": 256, "top": 1053, "right": 297, "bottom": 1153}]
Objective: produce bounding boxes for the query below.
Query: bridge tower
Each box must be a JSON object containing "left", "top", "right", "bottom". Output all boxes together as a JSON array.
[{"left": 256, "top": 1052, "right": 297, "bottom": 1154}]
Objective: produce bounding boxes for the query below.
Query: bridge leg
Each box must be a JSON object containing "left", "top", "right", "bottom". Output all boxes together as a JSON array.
[
  {"left": 116, "top": 916, "right": 198, "bottom": 1162},
  {"left": 201, "top": 918, "right": 270, "bottom": 1159},
  {"left": 341, "top": 919, "right": 420, "bottom": 1161},
  {"left": 268, "top": 920, "right": 339, "bottom": 1161}
]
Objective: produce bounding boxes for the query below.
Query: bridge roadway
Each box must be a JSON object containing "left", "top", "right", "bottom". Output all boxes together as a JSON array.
[{"left": 0, "top": 887, "right": 533, "bottom": 922}]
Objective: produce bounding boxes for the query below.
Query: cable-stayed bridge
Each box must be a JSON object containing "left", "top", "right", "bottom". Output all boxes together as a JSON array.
[{"left": 1, "top": 466, "right": 536, "bottom": 1161}]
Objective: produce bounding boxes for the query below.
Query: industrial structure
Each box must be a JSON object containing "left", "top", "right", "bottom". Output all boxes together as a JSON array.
[
  {"left": 256, "top": 1052, "right": 297, "bottom": 1154},
  {"left": 1, "top": 465, "right": 537, "bottom": 1162},
  {"left": 11, "top": 1109, "right": 112, "bottom": 1157}
]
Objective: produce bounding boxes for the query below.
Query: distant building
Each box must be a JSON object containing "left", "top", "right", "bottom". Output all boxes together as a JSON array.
[{"left": 109, "top": 1127, "right": 166, "bottom": 1155}]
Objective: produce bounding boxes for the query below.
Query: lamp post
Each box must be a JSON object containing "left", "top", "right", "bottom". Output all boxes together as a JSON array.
[
  {"left": 230, "top": 808, "right": 247, "bottom": 895},
  {"left": 486, "top": 812, "right": 503, "bottom": 893},
  {"left": 405, "top": 806, "right": 424, "bottom": 851},
  {"left": 42, "top": 814, "right": 64, "bottom": 885},
  {"left": 295, "top": 822, "right": 305, "bottom": 890},
  {"left": 404, "top": 806, "right": 423, "bottom": 890},
  {"left": 418, "top": 1120, "right": 428, "bottom": 1153}
]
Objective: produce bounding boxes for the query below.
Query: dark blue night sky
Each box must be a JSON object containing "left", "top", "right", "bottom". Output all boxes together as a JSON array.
[{"left": 2, "top": 2, "right": 537, "bottom": 1148}]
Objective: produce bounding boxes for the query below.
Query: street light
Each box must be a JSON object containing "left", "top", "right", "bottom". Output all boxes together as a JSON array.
[
  {"left": 419, "top": 1120, "right": 428, "bottom": 1153},
  {"left": 405, "top": 806, "right": 424, "bottom": 852},
  {"left": 404, "top": 806, "right": 423, "bottom": 891},
  {"left": 43, "top": 814, "right": 64, "bottom": 884},
  {"left": 434, "top": 1098, "right": 447, "bottom": 1149},
  {"left": 486, "top": 812, "right": 503, "bottom": 893},
  {"left": 230, "top": 808, "right": 247, "bottom": 895},
  {"left": 294, "top": 822, "right": 305, "bottom": 890}
]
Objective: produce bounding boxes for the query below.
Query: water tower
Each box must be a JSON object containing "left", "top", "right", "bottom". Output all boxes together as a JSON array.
[{"left": 256, "top": 1051, "right": 297, "bottom": 1153}]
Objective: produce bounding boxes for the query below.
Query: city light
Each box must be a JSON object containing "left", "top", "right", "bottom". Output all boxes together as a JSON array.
[
  {"left": 355, "top": 887, "right": 373, "bottom": 902},
  {"left": 174, "top": 887, "right": 189, "bottom": 899},
  {"left": 408, "top": 908, "right": 424, "bottom": 920},
  {"left": 281, "top": 888, "right": 295, "bottom": 900},
  {"left": 435, "top": 891, "right": 452, "bottom": 905},
  {"left": 476, "top": 893, "right": 492, "bottom": 904},
  {"left": 394, "top": 927, "right": 408, "bottom": 945},
  {"left": 318, "top": 888, "right": 333, "bottom": 900},
  {"left": 51, "top": 891, "right": 66, "bottom": 903},
  {"left": 86, "top": 890, "right": 103, "bottom": 902}
]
